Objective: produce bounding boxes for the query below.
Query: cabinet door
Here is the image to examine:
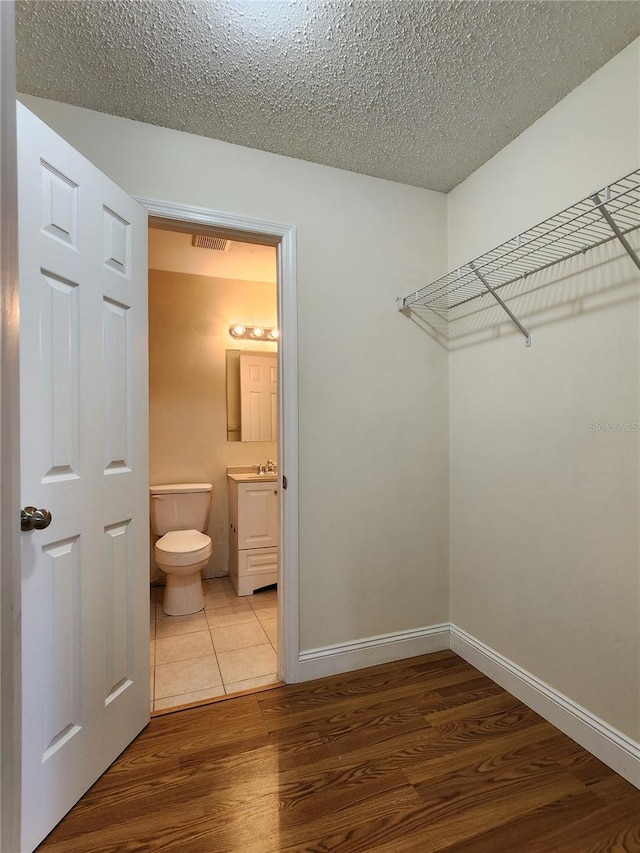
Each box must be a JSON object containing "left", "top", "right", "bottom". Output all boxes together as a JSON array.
[{"left": 238, "top": 483, "right": 279, "bottom": 549}]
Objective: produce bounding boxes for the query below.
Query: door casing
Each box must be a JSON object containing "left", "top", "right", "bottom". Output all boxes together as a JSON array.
[
  {"left": 1, "top": 3, "right": 21, "bottom": 851},
  {"left": 144, "top": 198, "right": 300, "bottom": 685}
]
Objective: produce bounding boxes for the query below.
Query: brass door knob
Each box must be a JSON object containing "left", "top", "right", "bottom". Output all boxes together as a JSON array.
[{"left": 21, "top": 506, "right": 52, "bottom": 531}]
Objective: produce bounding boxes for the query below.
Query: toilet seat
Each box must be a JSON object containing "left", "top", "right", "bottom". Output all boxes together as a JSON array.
[{"left": 155, "top": 529, "right": 212, "bottom": 567}]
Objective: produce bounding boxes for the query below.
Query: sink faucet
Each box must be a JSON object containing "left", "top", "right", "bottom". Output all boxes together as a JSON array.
[{"left": 253, "top": 460, "right": 276, "bottom": 474}]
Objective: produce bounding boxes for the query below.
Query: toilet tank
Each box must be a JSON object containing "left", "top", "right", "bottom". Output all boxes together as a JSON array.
[{"left": 149, "top": 483, "right": 212, "bottom": 535}]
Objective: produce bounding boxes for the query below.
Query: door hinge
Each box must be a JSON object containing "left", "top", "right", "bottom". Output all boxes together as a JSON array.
[{"left": 282, "top": 475, "right": 288, "bottom": 490}]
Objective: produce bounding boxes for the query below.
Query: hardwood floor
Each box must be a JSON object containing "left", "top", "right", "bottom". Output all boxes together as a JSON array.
[{"left": 36, "top": 651, "right": 640, "bottom": 852}]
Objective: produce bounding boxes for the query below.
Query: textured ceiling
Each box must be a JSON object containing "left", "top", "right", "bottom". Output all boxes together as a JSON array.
[{"left": 15, "top": 0, "right": 640, "bottom": 192}]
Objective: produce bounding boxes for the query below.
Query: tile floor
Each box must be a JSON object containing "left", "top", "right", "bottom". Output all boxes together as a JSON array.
[{"left": 149, "top": 577, "right": 278, "bottom": 712}]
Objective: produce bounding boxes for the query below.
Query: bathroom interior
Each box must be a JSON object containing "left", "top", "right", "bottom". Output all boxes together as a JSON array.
[{"left": 148, "top": 224, "right": 280, "bottom": 713}]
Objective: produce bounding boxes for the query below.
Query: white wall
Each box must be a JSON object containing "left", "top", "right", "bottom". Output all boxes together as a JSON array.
[
  {"left": 19, "top": 93, "right": 450, "bottom": 652},
  {"left": 448, "top": 39, "right": 640, "bottom": 740}
]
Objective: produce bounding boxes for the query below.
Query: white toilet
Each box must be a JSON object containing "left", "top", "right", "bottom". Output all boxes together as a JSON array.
[{"left": 150, "top": 483, "right": 213, "bottom": 616}]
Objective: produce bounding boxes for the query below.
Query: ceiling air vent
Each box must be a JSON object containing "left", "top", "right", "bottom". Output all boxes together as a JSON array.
[{"left": 191, "top": 234, "right": 229, "bottom": 251}]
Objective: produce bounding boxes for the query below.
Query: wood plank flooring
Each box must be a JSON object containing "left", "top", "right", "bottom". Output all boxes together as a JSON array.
[{"left": 36, "top": 651, "right": 640, "bottom": 852}]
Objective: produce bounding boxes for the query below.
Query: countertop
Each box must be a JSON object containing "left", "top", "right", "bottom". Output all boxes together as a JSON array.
[{"left": 227, "top": 471, "right": 278, "bottom": 484}]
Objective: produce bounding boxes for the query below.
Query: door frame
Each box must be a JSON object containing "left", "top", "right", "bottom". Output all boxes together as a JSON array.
[
  {"left": 1, "top": 3, "right": 21, "bottom": 851},
  {"left": 141, "top": 197, "right": 300, "bottom": 685}
]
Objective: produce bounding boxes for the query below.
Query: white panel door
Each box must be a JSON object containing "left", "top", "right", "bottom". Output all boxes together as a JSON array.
[
  {"left": 240, "top": 351, "right": 278, "bottom": 441},
  {"left": 17, "top": 103, "right": 149, "bottom": 853}
]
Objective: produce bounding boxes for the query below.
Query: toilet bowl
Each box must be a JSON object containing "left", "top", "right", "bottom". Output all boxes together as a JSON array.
[
  {"left": 149, "top": 483, "right": 213, "bottom": 617},
  {"left": 154, "top": 529, "right": 212, "bottom": 616}
]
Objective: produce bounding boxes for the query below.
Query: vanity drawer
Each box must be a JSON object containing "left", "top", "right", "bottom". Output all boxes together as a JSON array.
[
  {"left": 239, "top": 547, "right": 277, "bottom": 577},
  {"left": 230, "top": 547, "right": 278, "bottom": 596}
]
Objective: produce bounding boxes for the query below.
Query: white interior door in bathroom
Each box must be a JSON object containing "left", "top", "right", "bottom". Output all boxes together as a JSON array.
[
  {"left": 240, "top": 351, "right": 278, "bottom": 441},
  {"left": 17, "top": 103, "right": 150, "bottom": 853}
]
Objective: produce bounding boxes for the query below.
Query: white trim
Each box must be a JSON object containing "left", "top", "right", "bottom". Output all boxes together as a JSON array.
[
  {"left": 275, "top": 219, "right": 299, "bottom": 684},
  {"left": 142, "top": 197, "right": 289, "bottom": 243},
  {"left": 298, "top": 624, "right": 450, "bottom": 682},
  {"left": 137, "top": 197, "right": 300, "bottom": 684},
  {"left": 450, "top": 624, "right": 640, "bottom": 789},
  {"left": 1, "top": 4, "right": 21, "bottom": 851}
]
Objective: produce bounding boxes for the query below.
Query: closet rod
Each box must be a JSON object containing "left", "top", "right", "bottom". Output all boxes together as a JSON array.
[{"left": 591, "top": 192, "right": 640, "bottom": 272}]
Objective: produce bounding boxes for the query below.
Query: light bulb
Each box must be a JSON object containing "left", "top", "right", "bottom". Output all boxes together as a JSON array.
[
  {"left": 268, "top": 329, "right": 280, "bottom": 340},
  {"left": 252, "top": 327, "right": 265, "bottom": 338},
  {"left": 230, "top": 324, "right": 245, "bottom": 337}
]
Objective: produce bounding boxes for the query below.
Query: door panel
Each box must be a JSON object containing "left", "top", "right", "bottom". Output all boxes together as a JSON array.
[
  {"left": 39, "top": 271, "right": 80, "bottom": 480},
  {"left": 18, "top": 103, "right": 149, "bottom": 853}
]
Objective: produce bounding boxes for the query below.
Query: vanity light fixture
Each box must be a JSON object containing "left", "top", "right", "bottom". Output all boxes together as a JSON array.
[{"left": 229, "top": 324, "right": 279, "bottom": 341}]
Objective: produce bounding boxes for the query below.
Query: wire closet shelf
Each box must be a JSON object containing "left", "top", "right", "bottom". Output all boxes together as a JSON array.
[{"left": 397, "top": 168, "right": 640, "bottom": 346}]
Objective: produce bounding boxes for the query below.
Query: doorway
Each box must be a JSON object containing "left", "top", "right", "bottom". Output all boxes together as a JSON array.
[
  {"left": 148, "top": 223, "right": 282, "bottom": 710},
  {"left": 141, "top": 199, "right": 299, "bottom": 704}
]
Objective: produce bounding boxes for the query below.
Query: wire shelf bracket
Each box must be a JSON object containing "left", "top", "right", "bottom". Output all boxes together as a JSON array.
[
  {"left": 591, "top": 192, "right": 640, "bottom": 273},
  {"left": 469, "top": 262, "right": 531, "bottom": 347},
  {"left": 397, "top": 168, "right": 640, "bottom": 347}
]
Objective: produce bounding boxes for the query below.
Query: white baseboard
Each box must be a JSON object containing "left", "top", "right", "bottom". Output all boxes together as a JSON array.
[
  {"left": 450, "top": 624, "right": 640, "bottom": 789},
  {"left": 298, "top": 624, "right": 450, "bottom": 682}
]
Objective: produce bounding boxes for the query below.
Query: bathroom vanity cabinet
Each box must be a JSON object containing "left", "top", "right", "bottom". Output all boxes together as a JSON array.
[{"left": 227, "top": 473, "right": 278, "bottom": 596}]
